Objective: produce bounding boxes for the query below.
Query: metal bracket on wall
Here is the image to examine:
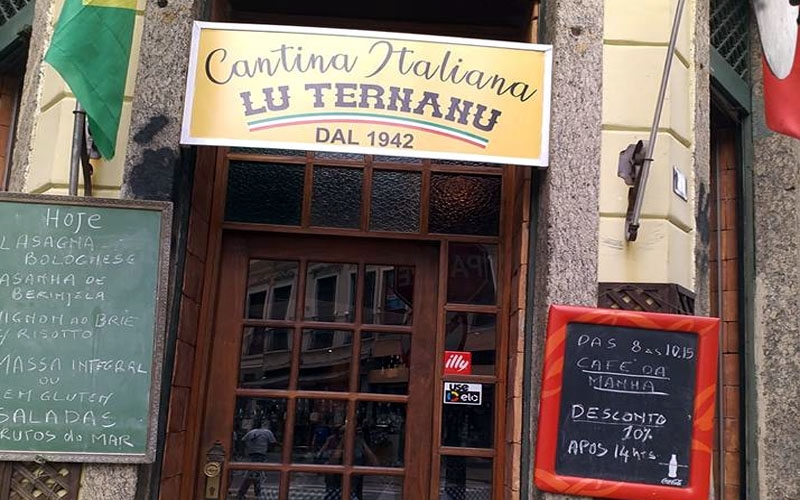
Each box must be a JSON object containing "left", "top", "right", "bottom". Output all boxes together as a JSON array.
[
  {"left": 619, "top": 0, "right": 686, "bottom": 241},
  {"left": 618, "top": 140, "right": 647, "bottom": 241}
]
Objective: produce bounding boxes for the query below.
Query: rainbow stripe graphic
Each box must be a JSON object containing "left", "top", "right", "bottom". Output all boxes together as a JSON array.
[{"left": 247, "top": 112, "right": 490, "bottom": 149}]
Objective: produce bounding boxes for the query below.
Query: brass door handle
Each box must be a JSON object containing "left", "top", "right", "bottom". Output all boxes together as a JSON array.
[{"left": 204, "top": 441, "right": 225, "bottom": 499}]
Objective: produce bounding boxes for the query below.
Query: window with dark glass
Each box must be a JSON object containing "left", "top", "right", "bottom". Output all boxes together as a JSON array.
[{"left": 223, "top": 152, "right": 504, "bottom": 239}]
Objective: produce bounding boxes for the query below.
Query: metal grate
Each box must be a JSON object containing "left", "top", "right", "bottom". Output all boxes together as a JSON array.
[
  {"left": 710, "top": 0, "right": 750, "bottom": 80},
  {"left": 0, "top": 462, "right": 81, "bottom": 500},
  {"left": 599, "top": 283, "right": 696, "bottom": 315}
]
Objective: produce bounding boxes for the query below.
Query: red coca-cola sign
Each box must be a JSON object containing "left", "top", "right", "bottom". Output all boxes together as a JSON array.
[{"left": 443, "top": 351, "right": 472, "bottom": 375}]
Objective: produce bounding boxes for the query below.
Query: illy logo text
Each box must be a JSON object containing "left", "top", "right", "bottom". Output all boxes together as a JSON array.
[{"left": 443, "top": 351, "right": 472, "bottom": 375}]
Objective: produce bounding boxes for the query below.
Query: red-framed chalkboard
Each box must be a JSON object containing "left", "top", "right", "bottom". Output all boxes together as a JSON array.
[{"left": 534, "top": 305, "right": 719, "bottom": 500}]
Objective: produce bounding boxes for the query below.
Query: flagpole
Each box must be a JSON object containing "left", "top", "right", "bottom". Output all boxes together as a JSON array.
[
  {"left": 69, "top": 101, "right": 86, "bottom": 196},
  {"left": 624, "top": 0, "right": 686, "bottom": 241}
]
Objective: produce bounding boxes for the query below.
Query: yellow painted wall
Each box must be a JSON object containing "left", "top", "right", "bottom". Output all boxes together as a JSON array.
[
  {"left": 24, "top": 0, "right": 145, "bottom": 197},
  {"left": 599, "top": 0, "right": 696, "bottom": 290}
]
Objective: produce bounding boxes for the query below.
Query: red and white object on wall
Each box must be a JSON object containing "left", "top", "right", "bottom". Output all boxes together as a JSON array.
[
  {"left": 443, "top": 351, "right": 472, "bottom": 375},
  {"left": 755, "top": 1, "right": 800, "bottom": 139}
]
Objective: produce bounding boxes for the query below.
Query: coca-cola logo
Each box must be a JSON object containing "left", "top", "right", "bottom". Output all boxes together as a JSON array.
[{"left": 443, "top": 351, "right": 472, "bottom": 375}]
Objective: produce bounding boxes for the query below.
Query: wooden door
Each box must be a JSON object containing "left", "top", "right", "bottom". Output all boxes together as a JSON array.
[
  {"left": 199, "top": 232, "right": 439, "bottom": 500},
  {"left": 710, "top": 105, "right": 744, "bottom": 500}
]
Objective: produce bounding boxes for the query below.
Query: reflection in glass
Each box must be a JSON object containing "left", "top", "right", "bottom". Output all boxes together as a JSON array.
[
  {"left": 305, "top": 263, "right": 358, "bottom": 322},
  {"left": 289, "top": 472, "right": 345, "bottom": 499},
  {"left": 359, "top": 333, "right": 410, "bottom": 394},
  {"left": 231, "top": 398, "right": 286, "bottom": 463},
  {"left": 299, "top": 330, "right": 353, "bottom": 392},
  {"left": 441, "top": 384, "right": 494, "bottom": 449},
  {"left": 227, "top": 469, "right": 280, "bottom": 500},
  {"left": 246, "top": 260, "right": 299, "bottom": 320},
  {"left": 439, "top": 456, "right": 493, "bottom": 500},
  {"left": 445, "top": 313, "right": 496, "bottom": 376},
  {"left": 357, "top": 476, "right": 403, "bottom": 500},
  {"left": 429, "top": 173, "right": 501, "bottom": 236},
  {"left": 446, "top": 244, "right": 497, "bottom": 305},
  {"left": 355, "top": 402, "right": 406, "bottom": 467},
  {"left": 239, "top": 328, "right": 292, "bottom": 389},
  {"left": 292, "top": 398, "right": 347, "bottom": 464},
  {"left": 363, "top": 270, "right": 376, "bottom": 323},
  {"left": 363, "top": 265, "right": 414, "bottom": 326}
]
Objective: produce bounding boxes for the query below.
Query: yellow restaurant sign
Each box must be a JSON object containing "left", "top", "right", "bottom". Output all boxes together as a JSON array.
[{"left": 181, "top": 22, "right": 553, "bottom": 166}]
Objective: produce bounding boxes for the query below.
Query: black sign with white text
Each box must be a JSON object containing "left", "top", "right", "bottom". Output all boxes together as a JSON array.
[{"left": 555, "top": 323, "right": 698, "bottom": 487}]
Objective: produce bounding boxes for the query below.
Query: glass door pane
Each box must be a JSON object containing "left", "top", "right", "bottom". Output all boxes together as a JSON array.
[{"left": 203, "top": 235, "right": 438, "bottom": 500}]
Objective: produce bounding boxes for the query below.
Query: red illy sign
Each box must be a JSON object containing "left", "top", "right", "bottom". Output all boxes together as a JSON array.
[{"left": 443, "top": 351, "right": 472, "bottom": 375}]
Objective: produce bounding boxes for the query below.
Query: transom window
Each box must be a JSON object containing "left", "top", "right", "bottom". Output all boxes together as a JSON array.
[{"left": 223, "top": 149, "right": 504, "bottom": 239}]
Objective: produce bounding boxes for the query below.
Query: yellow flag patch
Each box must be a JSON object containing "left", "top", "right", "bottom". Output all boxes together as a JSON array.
[{"left": 82, "top": 0, "right": 137, "bottom": 8}]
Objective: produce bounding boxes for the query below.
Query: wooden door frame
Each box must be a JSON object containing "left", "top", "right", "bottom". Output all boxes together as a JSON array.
[
  {"left": 164, "top": 143, "right": 530, "bottom": 499},
  {"left": 709, "top": 100, "right": 746, "bottom": 500},
  {"left": 156, "top": 4, "right": 538, "bottom": 499}
]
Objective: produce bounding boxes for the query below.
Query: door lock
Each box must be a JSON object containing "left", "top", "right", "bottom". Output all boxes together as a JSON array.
[{"left": 204, "top": 441, "right": 225, "bottom": 499}]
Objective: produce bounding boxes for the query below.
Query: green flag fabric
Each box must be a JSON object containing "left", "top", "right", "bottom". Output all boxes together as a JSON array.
[{"left": 44, "top": 0, "right": 136, "bottom": 159}]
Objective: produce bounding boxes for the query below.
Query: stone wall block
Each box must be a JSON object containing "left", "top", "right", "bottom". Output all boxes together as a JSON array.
[
  {"left": 121, "top": 0, "right": 207, "bottom": 200},
  {"left": 531, "top": 0, "right": 603, "bottom": 498},
  {"left": 750, "top": 23, "right": 800, "bottom": 500}
]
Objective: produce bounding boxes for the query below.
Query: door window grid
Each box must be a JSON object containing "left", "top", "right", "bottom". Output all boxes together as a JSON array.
[
  {"left": 232, "top": 257, "right": 417, "bottom": 500},
  {"left": 232, "top": 242, "right": 507, "bottom": 497},
  {"left": 232, "top": 245, "right": 506, "bottom": 497},
  {"left": 430, "top": 239, "right": 504, "bottom": 499}
]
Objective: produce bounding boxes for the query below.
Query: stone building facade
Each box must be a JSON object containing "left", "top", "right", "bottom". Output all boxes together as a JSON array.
[{"left": 0, "top": 0, "right": 795, "bottom": 498}]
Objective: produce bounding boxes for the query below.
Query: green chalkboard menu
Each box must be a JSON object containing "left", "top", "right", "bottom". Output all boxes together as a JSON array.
[{"left": 0, "top": 194, "right": 171, "bottom": 463}]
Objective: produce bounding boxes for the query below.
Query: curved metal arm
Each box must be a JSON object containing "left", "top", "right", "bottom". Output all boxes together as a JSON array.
[{"left": 625, "top": 0, "right": 686, "bottom": 241}]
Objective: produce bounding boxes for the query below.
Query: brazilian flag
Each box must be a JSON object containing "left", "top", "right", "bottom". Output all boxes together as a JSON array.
[{"left": 44, "top": 0, "right": 136, "bottom": 159}]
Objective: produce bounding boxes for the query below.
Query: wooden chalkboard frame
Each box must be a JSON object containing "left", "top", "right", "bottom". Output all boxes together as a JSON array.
[
  {"left": 0, "top": 193, "right": 171, "bottom": 463},
  {"left": 534, "top": 305, "right": 719, "bottom": 500}
]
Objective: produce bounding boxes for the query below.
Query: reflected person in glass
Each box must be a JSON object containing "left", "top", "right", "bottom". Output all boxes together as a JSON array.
[
  {"left": 237, "top": 421, "right": 279, "bottom": 500},
  {"left": 316, "top": 425, "right": 378, "bottom": 499}
]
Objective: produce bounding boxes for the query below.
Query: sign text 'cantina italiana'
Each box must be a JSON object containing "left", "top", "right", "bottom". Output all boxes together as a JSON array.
[{"left": 181, "top": 23, "right": 552, "bottom": 166}]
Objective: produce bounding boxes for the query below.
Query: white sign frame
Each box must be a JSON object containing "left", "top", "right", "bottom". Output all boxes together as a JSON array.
[{"left": 180, "top": 22, "right": 553, "bottom": 167}]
